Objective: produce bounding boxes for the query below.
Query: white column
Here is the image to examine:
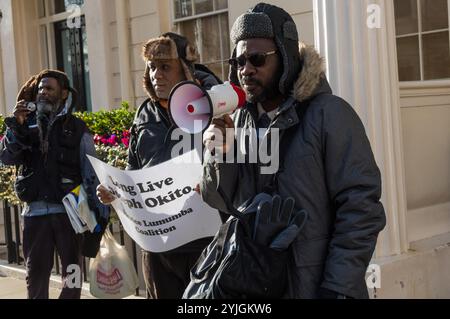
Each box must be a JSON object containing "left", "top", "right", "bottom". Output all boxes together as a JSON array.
[
  {"left": 13, "top": 0, "right": 41, "bottom": 83},
  {"left": 0, "top": 31, "right": 6, "bottom": 116},
  {"left": 85, "top": 0, "right": 113, "bottom": 111},
  {"left": 0, "top": 0, "right": 19, "bottom": 114},
  {"left": 313, "top": 0, "right": 408, "bottom": 257},
  {"left": 115, "top": 0, "right": 135, "bottom": 106}
]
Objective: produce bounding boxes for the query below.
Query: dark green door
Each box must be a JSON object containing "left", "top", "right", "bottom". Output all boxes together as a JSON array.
[{"left": 54, "top": 16, "right": 91, "bottom": 111}]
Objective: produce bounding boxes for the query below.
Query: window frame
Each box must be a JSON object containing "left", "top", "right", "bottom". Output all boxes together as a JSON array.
[
  {"left": 36, "top": 0, "right": 86, "bottom": 69},
  {"left": 35, "top": 0, "right": 90, "bottom": 110},
  {"left": 171, "top": 0, "right": 230, "bottom": 80},
  {"left": 395, "top": 0, "right": 450, "bottom": 84}
]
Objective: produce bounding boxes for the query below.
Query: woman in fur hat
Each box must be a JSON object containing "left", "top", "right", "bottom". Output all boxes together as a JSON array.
[{"left": 97, "top": 32, "right": 221, "bottom": 299}]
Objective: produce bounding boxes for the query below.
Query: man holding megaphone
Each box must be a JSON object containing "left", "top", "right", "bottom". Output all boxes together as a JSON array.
[
  {"left": 96, "top": 33, "right": 223, "bottom": 299},
  {"left": 199, "top": 3, "right": 386, "bottom": 299}
]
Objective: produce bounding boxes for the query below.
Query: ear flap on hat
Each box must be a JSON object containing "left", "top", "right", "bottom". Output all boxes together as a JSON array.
[
  {"left": 17, "top": 75, "right": 39, "bottom": 102},
  {"left": 180, "top": 60, "right": 196, "bottom": 82},
  {"left": 283, "top": 21, "right": 298, "bottom": 41},
  {"left": 185, "top": 43, "right": 199, "bottom": 62},
  {"left": 228, "top": 47, "right": 240, "bottom": 86},
  {"left": 142, "top": 63, "right": 158, "bottom": 102}
]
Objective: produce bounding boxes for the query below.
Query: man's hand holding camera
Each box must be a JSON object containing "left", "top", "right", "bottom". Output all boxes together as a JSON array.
[{"left": 13, "top": 99, "right": 32, "bottom": 125}]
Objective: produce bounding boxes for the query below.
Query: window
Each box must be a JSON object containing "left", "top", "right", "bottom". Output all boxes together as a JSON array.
[
  {"left": 394, "top": 0, "right": 450, "bottom": 81},
  {"left": 36, "top": 0, "right": 91, "bottom": 111},
  {"left": 173, "top": 0, "right": 230, "bottom": 81},
  {"left": 54, "top": 17, "right": 91, "bottom": 113}
]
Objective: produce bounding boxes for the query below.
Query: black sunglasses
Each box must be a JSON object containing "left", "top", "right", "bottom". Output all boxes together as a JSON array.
[{"left": 228, "top": 50, "right": 277, "bottom": 69}]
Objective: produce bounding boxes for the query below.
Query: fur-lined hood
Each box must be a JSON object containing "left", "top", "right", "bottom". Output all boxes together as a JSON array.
[{"left": 293, "top": 42, "right": 329, "bottom": 102}]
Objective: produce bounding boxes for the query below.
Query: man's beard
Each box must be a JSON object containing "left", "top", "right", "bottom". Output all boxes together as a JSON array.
[
  {"left": 240, "top": 74, "right": 282, "bottom": 104},
  {"left": 36, "top": 101, "right": 59, "bottom": 157},
  {"left": 37, "top": 99, "right": 59, "bottom": 114}
]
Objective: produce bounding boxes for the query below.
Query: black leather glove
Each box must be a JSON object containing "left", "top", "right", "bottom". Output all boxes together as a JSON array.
[
  {"left": 270, "top": 208, "right": 307, "bottom": 251},
  {"left": 252, "top": 195, "right": 307, "bottom": 249}
]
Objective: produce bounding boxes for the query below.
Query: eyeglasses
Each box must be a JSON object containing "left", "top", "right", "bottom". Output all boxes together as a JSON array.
[{"left": 228, "top": 50, "right": 277, "bottom": 69}]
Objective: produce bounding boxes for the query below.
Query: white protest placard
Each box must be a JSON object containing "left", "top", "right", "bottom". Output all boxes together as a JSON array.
[{"left": 88, "top": 150, "right": 222, "bottom": 253}]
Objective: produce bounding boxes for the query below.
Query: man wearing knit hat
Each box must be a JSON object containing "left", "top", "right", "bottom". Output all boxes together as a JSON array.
[
  {"left": 201, "top": 3, "right": 386, "bottom": 299},
  {"left": 0, "top": 70, "right": 109, "bottom": 298},
  {"left": 97, "top": 32, "right": 221, "bottom": 299}
]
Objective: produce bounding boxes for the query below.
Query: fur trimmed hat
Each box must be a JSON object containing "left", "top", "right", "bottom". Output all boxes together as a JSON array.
[
  {"left": 229, "top": 3, "right": 302, "bottom": 95},
  {"left": 142, "top": 32, "right": 199, "bottom": 101}
]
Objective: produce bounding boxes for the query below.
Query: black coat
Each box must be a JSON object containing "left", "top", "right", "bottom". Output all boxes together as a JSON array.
[{"left": 200, "top": 44, "right": 386, "bottom": 298}]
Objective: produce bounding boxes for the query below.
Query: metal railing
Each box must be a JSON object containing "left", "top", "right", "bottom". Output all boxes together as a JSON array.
[
  {"left": 1, "top": 201, "right": 22, "bottom": 265},
  {"left": 0, "top": 200, "right": 142, "bottom": 297}
]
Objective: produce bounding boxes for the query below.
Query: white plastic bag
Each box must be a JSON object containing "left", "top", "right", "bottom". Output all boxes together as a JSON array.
[{"left": 89, "top": 229, "right": 139, "bottom": 299}]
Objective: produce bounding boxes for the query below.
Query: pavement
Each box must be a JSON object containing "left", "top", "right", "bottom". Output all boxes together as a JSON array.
[
  {"left": 0, "top": 259, "right": 145, "bottom": 299},
  {"left": 0, "top": 260, "right": 96, "bottom": 299},
  {"left": 0, "top": 276, "right": 64, "bottom": 299}
]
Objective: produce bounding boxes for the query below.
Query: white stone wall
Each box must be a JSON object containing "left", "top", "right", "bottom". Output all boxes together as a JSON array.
[
  {"left": 400, "top": 84, "right": 450, "bottom": 244},
  {"left": 374, "top": 241, "right": 450, "bottom": 298},
  {"left": 0, "top": 0, "right": 19, "bottom": 114},
  {"left": 105, "top": 0, "right": 162, "bottom": 109}
]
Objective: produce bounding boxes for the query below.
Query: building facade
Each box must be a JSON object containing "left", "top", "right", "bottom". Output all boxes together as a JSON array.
[{"left": 0, "top": 0, "right": 449, "bottom": 298}]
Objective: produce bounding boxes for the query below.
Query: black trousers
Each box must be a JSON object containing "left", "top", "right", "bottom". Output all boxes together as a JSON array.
[
  {"left": 22, "top": 214, "right": 82, "bottom": 299},
  {"left": 142, "top": 249, "right": 203, "bottom": 299}
]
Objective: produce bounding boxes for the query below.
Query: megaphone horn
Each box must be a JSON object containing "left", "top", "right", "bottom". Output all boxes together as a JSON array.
[
  {"left": 186, "top": 96, "right": 210, "bottom": 115},
  {"left": 168, "top": 81, "right": 246, "bottom": 134}
]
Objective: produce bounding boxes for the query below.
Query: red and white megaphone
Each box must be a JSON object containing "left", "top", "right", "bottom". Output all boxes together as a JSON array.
[{"left": 168, "top": 81, "right": 246, "bottom": 134}]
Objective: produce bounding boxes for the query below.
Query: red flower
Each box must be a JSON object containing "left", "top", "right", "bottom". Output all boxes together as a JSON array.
[
  {"left": 121, "top": 137, "right": 129, "bottom": 148},
  {"left": 107, "top": 134, "right": 118, "bottom": 146}
]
